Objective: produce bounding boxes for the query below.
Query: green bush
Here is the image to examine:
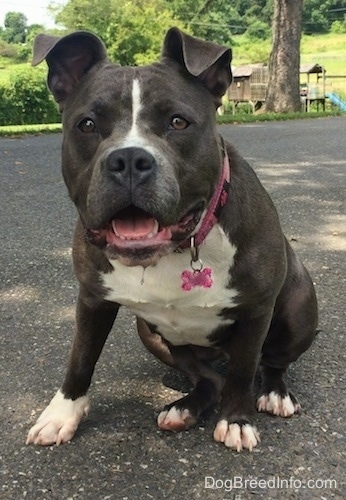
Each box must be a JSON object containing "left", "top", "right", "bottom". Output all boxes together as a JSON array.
[
  {"left": 245, "top": 19, "right": 270, "bottom": 40},
  {"left": 0, "top": 66, "right": 60, "bottom": 125},
  {"left": 0, "top": 40, "right": 18, "bottom": 59},
  {"left": 15, "top": 44, "right": 32, "bottom": 62},
  {"left": 331, "top": 18, "right": 346, "bottom": 34}
]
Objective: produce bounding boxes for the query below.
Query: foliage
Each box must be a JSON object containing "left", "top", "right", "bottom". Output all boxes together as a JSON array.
[
  {"left": 231, "top": 36, "right": 271, "bottom": 65},
  {"left": 0, "top": 12, "right": 46, "bottom": 62},
  {"left": 105, "top": 1, "right": 187, "bottom": 65},
  {"left": 0, "top": 40, "right": 18, "bottom": 59},
  {"left": 46, "top": 0, "right": 346, "bottom": 62},
  {"left": 331, "top": 17, "right": 346, "bottom": 34},
  {"left": 15, "top": 44, "right": 33, "bottom": 62},
  {"left": 302, "top": 0, "right": 332, "bottom": 33},
  {"left": 302, "top": 0, "right": 346, "bottom": 33},
  {"left": 245, "top": 19, "right": 270, "bottom": 40},
  {"left": 0, "top": 0, "right": 342, "bottom": 67},
  {"left": 53, "top": 0, "right": 115, "bottom": 34},
  {"left": 0, "top": 66, "right": 60, "bottom": 126},
  {"left": 55, "top": 0, "right": 185, "bottom": 65},
  {"left": 164, "top": 0, "right": 243, "bottom": 43},
  {"left": 2, "top": 12, "right": 27, "bottom": 44}
]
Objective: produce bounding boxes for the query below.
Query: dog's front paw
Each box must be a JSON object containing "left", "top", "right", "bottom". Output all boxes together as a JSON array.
[
  {"left": 213, "top": 419, "right": 260, "bottom": 451},
  {"left": 157, "top": 405, "right": 197, "bottom": 432},
  {"left": 257, "top": 391, "right": 301, "bottom": 417},
  {"left": 26, "top": 389, "right": 89, "bottom": 446}
]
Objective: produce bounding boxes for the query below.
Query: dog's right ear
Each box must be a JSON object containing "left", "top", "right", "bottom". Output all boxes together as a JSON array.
[{"left": 32, "top": 31, "right": 107, "bottom": 110}]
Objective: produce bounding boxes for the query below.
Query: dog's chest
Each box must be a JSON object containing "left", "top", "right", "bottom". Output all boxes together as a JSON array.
[{"left": 102, "top": 225, "right": 238, "bottom": 346}]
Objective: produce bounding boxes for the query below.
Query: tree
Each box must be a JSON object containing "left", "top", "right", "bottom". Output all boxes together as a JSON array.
[
  {"left": 53, "top": 0, "right": 186, "bottom": 65},
  {"left": 47, "top": 0, "right": 342, "bottom": 70},
  {"left": 3, "top": 12, "right": 28, "bottom": 44},
  {"left": 52, "top": 0, "right": 114, "bottom": 35},
  {"left": 167, "top": 0, "right": 244, "bottom": 42},
  {"left": 302, "top": 0, "right": 332, "bottom": 33},
  {"left": 262, "top": 0, "right": 303, "bottom": 113},
  {"left": 105, "top": 0, "right": 187, "bottom": 65}
]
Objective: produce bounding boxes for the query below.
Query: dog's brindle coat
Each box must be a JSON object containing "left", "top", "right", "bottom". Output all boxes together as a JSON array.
[{"left": 26, "top": 28, "right": 317, "bottom": 451}]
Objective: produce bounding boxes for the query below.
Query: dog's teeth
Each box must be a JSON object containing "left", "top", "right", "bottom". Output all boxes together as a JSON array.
[
  {"left": 112, "top": 221, "right": 120, "bottom": 236},
  {"left": 148, "top": 220, "right": 159, "bottom": 238},
  {"left": 112, "top": 219, "right": 159, "bottom": 240},
  {"left": 153, "top": 220, "right": 159, "bottom": 234},
  {"left": 146, "top": 220, "right": 159, "bottom": 239},
  {"left": 112, "top": 225, "right": 127, "bottom": 240}
]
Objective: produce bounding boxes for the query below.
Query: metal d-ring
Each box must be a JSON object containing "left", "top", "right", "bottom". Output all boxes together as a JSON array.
[{"left": 190, "top": 236, "right": 203, "bottom": 272}]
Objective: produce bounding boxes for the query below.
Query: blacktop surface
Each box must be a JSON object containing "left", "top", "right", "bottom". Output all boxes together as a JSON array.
[{"left": 1, "top": 117, "right": 345, "bottom": 499}]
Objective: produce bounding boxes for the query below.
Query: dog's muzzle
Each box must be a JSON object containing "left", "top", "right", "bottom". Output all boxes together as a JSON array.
[{"left": 86, "top": 145, "right": 230, "bottom": 267}]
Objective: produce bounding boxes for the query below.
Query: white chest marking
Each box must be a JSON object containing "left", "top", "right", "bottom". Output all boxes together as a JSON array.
[{"left": 102, "top": 225, "right": 238, "bottom": 346}]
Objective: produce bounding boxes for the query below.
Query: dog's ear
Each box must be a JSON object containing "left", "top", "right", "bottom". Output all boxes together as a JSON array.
[
  {"left": 32, "top": 31, "right": 107, "bottom": 110},
  {"left": 161, "top": 27, "right": 232, "bottom": 107}
]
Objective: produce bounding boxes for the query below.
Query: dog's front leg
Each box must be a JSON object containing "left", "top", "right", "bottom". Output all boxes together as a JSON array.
[
  {"left": 213, "top": 313, "right": 272, "bottom": 452},
  {"left": 26, "top": 289, "right": 119, "bottom": 446}
]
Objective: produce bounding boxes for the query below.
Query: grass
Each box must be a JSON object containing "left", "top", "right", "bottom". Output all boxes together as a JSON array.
[
  {"left": 300, "top": 33, "right": 346, "bottom": 88},
  {"left": 0, "top": 123, "right": 62, "bottom": 136},
  {"left": 217, "top": 110, "right": 341, "bottom": 124}
]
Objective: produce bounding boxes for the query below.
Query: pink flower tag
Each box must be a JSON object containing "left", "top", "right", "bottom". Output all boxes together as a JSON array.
[{"left": 181, "top": 268, "right": 213, "bottom": 291}]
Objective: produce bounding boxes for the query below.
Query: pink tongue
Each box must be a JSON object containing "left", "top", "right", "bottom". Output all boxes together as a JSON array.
[{"left": 112, "top": 215, "right": 157, "bottom": 239}]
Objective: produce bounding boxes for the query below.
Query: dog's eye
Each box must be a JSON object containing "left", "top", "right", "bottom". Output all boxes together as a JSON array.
[
  {"left": 170, "top": 116, "right": 189, "bottom": 131},
  {"left": 78, "top": 118, "right": 97, "bottom": 134}
]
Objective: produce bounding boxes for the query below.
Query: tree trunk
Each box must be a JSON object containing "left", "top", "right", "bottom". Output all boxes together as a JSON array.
[{"left": 263, "top": 0, "right": 303, "bottom": 113}]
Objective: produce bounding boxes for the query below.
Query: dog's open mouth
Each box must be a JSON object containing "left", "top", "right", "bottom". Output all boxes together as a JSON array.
[
  {"left": 86, "top": 204, "right": 203, "bottom": 265},
  {"left": 110, "top": 207, "right": 171, "bottom": 243}
]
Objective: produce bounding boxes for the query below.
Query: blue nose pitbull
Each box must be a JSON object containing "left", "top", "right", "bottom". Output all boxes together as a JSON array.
[{"left": 26, "top": 28, "right": 318, "bottom": 451}]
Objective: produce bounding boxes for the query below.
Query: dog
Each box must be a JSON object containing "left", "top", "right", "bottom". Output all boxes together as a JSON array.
[{"left": 26, "top": 28, "right": 318, "bottom": 451}]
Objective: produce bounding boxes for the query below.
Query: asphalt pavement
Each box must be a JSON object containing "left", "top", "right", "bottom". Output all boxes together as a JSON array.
[{"left": 1, "top": 117, "right": 345, "bottom": 499}]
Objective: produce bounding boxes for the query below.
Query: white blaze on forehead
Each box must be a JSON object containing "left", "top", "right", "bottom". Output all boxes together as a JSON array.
[
  {"left": 121, "top": 78, "right": 148, "bottom": 149},
  {"left": 131, "top": 78, "right": 141, "bottom": 133}
]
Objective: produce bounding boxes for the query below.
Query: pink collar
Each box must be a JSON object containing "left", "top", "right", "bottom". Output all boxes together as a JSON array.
[{"left": 179, "top": 150, "right": 230, "bottom": 250}]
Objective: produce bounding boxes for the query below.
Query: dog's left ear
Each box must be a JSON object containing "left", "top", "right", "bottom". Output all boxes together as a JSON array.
[
  {"left": 162, "top": 27, "right": 232, "bottom": 107},
  {"left": 32, "top": 31, "right": 107, "bottom": 110}
]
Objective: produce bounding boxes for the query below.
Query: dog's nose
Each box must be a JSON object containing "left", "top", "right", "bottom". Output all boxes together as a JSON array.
[{"left": 105, "top": 147, "right": 157, "bottom": 185}]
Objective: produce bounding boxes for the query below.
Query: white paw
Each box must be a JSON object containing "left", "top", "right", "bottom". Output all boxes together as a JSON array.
[
  {"left": 257, "top": 391, "right": 301, "bottom": 417},
  {"left": 213, "top": 420, "right": 260, "bottom": 451},
  {"left": 157, "top": 406, "right": 195, "bottom": 431},
  {"left": 26, "top": 389, "right": 90, "bottom": 446}
]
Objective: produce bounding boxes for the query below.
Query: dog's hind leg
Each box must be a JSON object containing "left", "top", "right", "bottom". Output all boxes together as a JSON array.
[
  {"left": 257, "top": 243, "right": 318, "bottom": 417},
  {"left": 136, "top": 318, "right": 224, "bottom": 431}
]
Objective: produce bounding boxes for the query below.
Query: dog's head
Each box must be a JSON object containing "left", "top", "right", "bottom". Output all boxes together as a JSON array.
[{"left": 33, "top": 28, "right": 232, "bottom": 266}]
